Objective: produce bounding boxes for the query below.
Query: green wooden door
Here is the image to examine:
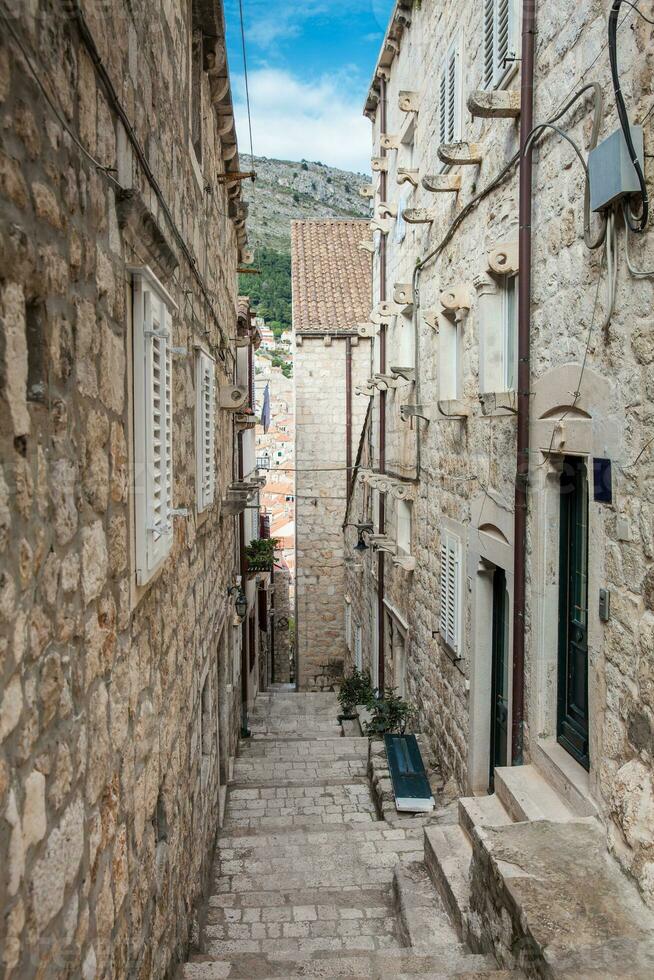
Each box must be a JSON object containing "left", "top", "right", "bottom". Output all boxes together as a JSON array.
[
  {"left": 558, "top": 456, "right": 590, "bottom": 770},
  {"left": 489, "top": 567, "right": 509, "bottom": 790}
]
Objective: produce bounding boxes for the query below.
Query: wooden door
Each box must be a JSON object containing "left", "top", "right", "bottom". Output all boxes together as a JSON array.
[{"left": 489, "top": 567, "right": 509, "bottom": 790}]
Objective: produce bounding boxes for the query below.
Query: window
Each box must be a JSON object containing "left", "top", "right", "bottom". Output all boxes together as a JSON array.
[
  {"left": 132, "top": 267, "right": 176, "bottom": 586},
  {"left": 196, "top": 350, "right": 216, "bottom": 513},
  {"left": 201, "top": 674, "right": 212, "bottom": 755},
  {"left": 345, "top": 601, "right": 352, "bottom": 651},
  {"left": 479, "top": 274, "right": 518, "bottom": 394},
  {"left": 438, "top": 37, "right": 462, "bottom": 151},
  {"left": 438, "top": 315, "right": 461, "bottom": 403},
  {"left": 354, "top": 624, "right": 363, "bottom": 671},
  {"left": 440, "top": 530, "right": 462, "bottom": 655},
  {"left": 483, "top": 0, "right": 518, "bottom": 90},
  {"left": 396, "top": 500, "right": 412, "bottom": 555}
]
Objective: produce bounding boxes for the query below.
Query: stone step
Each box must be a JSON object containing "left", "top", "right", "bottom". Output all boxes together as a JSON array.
[
  {"left": 494, "top": 764, "right": 582, "bottom": 823},
  {"left": 238, "top": 737, "right": 368, "bottom": 760},
  {"left": 458, "top": 794, "right": 513, "bottom": 842},
  {"left": 530, "top": 739, "right": 599, "bottom": 818},
  {"left": 232, "top": 761, "right": 367, "bottom": 784},
  {"left": 469, "top": 819, "right": 654, "bottom": 977},
  {"left": 181, "top": 946, "right": 514, "bottom": 979},
  {"left": 215, "top": 825, "right": 424, "bottom": 852},
  {"left": 424, "top": 824, "right": 473, "bottom": 946},
  {"left": 393, "top": 861, "right": 460, "bottom": 950}
]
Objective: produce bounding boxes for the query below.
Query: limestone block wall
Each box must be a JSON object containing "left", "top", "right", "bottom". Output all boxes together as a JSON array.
[
  {"left": 348, "top": 0, "right": 654, "bottom": 908},
  {"left": 273, "top": 566, "right": 292, "bottom": 684},
  {"left": 0, "top": 2, "right": 245, "bottom": 977},
  {"left": 295, "top": 335, "right": 370, "bottom": 691}
]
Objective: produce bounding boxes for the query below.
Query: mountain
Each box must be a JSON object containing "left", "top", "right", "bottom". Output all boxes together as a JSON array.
[
  {"left": 238, "top": 156, "right": 371, "bottom": 343},
  {"left": 240, "top": 155, "right": 372, "bottom": 255}
]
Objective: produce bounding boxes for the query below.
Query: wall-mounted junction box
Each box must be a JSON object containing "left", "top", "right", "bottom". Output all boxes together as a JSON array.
[{"left": 588, "top": 126, "right": 644, "bottom": 213}]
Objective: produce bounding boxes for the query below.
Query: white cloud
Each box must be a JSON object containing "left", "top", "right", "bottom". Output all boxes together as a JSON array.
[{"left": 233, "top": 68, "right": 373, "bottom": 174}]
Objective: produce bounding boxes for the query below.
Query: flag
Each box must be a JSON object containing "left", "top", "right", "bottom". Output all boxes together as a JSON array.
[{"left": 261, "top": 383, "right": 271, "bottom": 433}]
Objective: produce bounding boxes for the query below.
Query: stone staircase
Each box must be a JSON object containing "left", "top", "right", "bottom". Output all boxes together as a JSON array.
[
  {"left": 426, "top": 758, "right": 654, "bottom": 977},
  {"left": 179, "top": 692, "right": 521, "bottom": 979}
]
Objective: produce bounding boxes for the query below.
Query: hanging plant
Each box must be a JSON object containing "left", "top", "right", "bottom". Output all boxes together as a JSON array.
[{"left": 245, "top": 537, "right": 280, "bottom": 571}]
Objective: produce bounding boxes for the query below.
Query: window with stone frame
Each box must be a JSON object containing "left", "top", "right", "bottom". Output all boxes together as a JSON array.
[
  {"left": 196, "top": 349, "right": 216, "bottom": 513},
  {"left": 479, "top": 273, "right": 518, "bottom": 394},
  {"left": 396, "top": 499, "right": 412, "bottom": 556},
  {"left": 438, "top": 35, "right": 462, "bottom": 170},
  {"left": 440, "top": 530, "right": 462, "bottom": 655},
  {"left": 438, "top": 313, "right": 462, "bottom": 403},
  {"left": 132, "top": 267, "right": 176, "bottom": 586},
  {"left": 483, "top": 0, "right": 519, "bottom": 90}
]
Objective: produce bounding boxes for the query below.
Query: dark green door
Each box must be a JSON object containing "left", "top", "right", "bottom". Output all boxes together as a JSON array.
[
  {"left": 489, "top": 567, "right": 509, "bottom": 791},
  {"left": 558, "top": 456, "right": 590, "bottom": 770}
]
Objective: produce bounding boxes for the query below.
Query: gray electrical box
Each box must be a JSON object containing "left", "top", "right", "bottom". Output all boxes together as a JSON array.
[{"left": 588, "top": 126, "right": 644, "bottom": 213}]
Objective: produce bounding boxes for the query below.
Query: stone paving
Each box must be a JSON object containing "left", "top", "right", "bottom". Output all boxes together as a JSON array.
[{"left": 180, "top": 692, "right": 518, "bottom": 978}]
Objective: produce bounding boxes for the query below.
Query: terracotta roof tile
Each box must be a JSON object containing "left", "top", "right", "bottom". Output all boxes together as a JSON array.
[{"left": 291, "top": 220, "right": 372, "bottom": 333}]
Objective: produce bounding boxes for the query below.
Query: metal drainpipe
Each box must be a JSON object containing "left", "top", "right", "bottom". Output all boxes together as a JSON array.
[
  {"left": 511, "top": 0, "right": 537, "bottom": 766},
  {"left": 378, "top": 76, "right": 388, "bottom": 695},
  {"left": 346, "top": 338, "right": 353, "bottom": 490},
  {"left": 238, "top": 431, "right": 249, "bottom": 737}
]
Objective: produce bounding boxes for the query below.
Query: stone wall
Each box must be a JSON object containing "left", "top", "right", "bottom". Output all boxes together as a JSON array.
[
  {"left": 295, "top": 335, "right": 370, "bottom": 690},
  {"left": 0, "top": 1, "right": 248, "bottom": 976},
  {"left": 346, "top": 0, "right": 654, "bottom": 908},
  {"left": 272, "top": 566, "right": 292, "bottom": 684}
]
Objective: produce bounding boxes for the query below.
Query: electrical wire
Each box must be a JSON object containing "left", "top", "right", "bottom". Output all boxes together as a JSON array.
[
  {"left": 623, "top": 203, "right": 654, "bottom": 275},
  {"left": 609, "top": 0, "right": 649, "bottom": 231},
  {"left": 617, "top": 0, "right": 654, "bottom": 24}
]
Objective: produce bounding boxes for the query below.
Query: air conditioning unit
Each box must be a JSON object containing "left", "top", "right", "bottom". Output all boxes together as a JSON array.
[{"left": 219, "top": 385, "right": 248, "bottom": 410}]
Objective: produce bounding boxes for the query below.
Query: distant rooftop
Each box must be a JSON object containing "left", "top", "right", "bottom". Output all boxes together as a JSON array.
[{"left": 291, "top": 220, "right": 372, "bottom": 334}]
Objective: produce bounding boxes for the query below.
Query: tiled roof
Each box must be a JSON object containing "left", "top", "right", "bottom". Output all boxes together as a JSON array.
[{"left": 291, "top": 220, "right": 372, "bottom": 333}]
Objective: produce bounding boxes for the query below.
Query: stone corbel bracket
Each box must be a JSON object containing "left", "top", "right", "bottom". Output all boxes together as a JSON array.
[
  {"left": 399, "top": 90, "right": 420, "bottom": 113},
  {"left": 371, "top": 156, "right": 389, "bottom": 173},
  {"left": 359, "top": 240, "right": 376, "bottom": 254},
  {"left": 380, "top": 134, "right": 400, "bottom": 151},
  {"left": 388, "top": 479, "right": 417, "bottom": 501},
  {"left": 354, "top": 384, "right": 375, "bottom": 397},
  {"left": 393, "top": 555, "right": 417, "bottom": 572},
  {"left": 397, "top": 168, "right": 420, "bottom": 188},
  {"left": 487, "top": 241, "right": 519, "bottom": 276},
  {"left": 357, "top": 322, "right": 378, "bottom": 338},
  {"left": 369, "top": 310, "right": 390, "bottom": 326},
  {"left": 378, "top": 201, "right": 398, "bottom": 218},
  {"left": 116, "top": 189, "right": 178, "bottom": 279},
  {"left": 359, "top": 184, "right": 375, "bottom": 199},
  {"left": 400, "top": 403, "right": 434, "bottom": 423},
  {"left": 369, "top": 535, "right": 398, "bottom": 555},
  {"left": 467, "top": 90, "right": 521, "bottom": 119},
  {"left": 403, "top": 208, "right": 436, "bottom": 224},
  {"left": 378, "top": 300, "right": 405, "bottom": 317},
  {"left": 437, "top": 141, "right": 483, "bottom": 166},
  {"left": 440, "top": 284, "right": 473, "bottom": 318},
  {"left": 369, "top": 217, "right": 392, "bottom": 236},
  {"left": 421, "top": 174, "right": 461, "bottom": 194},
  {"left": 376, "top": 66, "right": 392, "bottom": 83},
  {"left": 437, "top": 399, "right": 470, "bottom": 419},
  {"left": 393, "top": 283, "right": 413, "bottom": 307},
  {"left": 389, "top": 366, "right": 416, "bottom": 383},
  {"left": 372, "top": 373, "right": 400, "bottom": 391}
]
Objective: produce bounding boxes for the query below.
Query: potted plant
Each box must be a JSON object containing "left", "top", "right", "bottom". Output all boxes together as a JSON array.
[
  {"left": 245, "top": 537, "right": 280, "bottom": 572},
  {"left": 362, "top": 688, "right": 417, "bottom": 737},
  {"left": 338, "top": 668, "right": 375, "bottom": 721}
]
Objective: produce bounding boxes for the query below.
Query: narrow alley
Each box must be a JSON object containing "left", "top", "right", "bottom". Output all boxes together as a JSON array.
[{"left": 181, "top": 691, "right": 519, "bottom": 979}]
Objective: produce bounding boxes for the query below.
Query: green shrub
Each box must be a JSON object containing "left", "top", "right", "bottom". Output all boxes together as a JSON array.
[
  {"left": 245, "top": 538, "right": 279, "bottom": 570},
  {"left": 363, "top": 689, "right": 417, "bottom": 736},
  {"left": 338, "top": 668, "right": 375, "bottom": 716}
]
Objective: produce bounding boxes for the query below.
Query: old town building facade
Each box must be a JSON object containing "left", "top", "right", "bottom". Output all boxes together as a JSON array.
[
  {"left": 292, "top": 220, "right": 372, "bottom": 692},
  {"left": 0, "top": 1, "right": 266, "bottom": 976},
  {"left": 343, "top": 0, "right": 654, "bottom": 917}
]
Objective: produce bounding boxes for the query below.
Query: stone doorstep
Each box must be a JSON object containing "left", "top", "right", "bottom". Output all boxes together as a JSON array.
[
  {"left": 493, "top": 764, "right": 588, "bottom": 824},
  {"left": 469, "top": 819, "right": 654, "bottom": 978},
  {"left": 530, "top": 739, "right": 598, "bottom": 818},
  {"left": 181, "top": 946, "right": 517, "bottom": 979}
]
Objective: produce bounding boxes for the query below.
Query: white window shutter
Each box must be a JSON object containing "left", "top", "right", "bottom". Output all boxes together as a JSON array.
[
  {"left": 439, "top": 532, "right": 461, "bottom": 653},
  {"left": 439, "top": 64, "right": 447, "bottom": 146},
  {"left": 483, "top": 0, "right": 495, "bottom": 88},
  {"left": 132, "top": 268, "right": 176, "bottom": 586},
  {"left": 485, "top": 0, "right": 517, "bottom": 89},
  {"left": 196, "top": 350, "right": 216, "bottom": 512}
]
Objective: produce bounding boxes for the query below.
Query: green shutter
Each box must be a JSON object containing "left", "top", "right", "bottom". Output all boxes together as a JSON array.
[{"left": 384, "top": 735, "right": 435, "bottom": 813}]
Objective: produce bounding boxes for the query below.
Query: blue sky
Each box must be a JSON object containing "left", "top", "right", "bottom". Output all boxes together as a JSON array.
[{"left": 224, "top": 1, "right": 395, "bottom": 174}]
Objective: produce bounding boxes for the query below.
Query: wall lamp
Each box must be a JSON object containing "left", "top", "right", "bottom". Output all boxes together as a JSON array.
[
  {"left": 227, "top": 585, "right": 248, "bottom": 621},
  {"left": 344, "top": 521, "right": 374, "bottom": 552}
]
